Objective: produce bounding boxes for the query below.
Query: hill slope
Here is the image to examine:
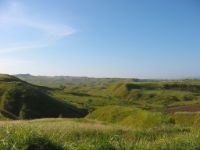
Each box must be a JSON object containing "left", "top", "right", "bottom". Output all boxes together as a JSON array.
[
  {"left": 106, "top": 81, "right": 200, "bottom": 108},
  {"left": 11, "top": 74, "right": 200, "bottom": 112},
  {"left": 87, "top": 106, "right": 200, "bottom": 129},
  {"left": 87, "top": 105, "right": 175, "bottom": 129},
  {"left": 0, "top": 74, "right": 87, "bottom": 119},
  {"left": 15, "top": 74, "right": 137, "bottom": 87},
  {"left": 56, "top": 80, "right": 200, "bottom": 111}
]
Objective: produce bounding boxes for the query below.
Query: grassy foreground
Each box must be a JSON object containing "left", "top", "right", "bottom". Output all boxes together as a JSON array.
[{"left": 0, "top": 118, "right": 199, "bottom": 150}]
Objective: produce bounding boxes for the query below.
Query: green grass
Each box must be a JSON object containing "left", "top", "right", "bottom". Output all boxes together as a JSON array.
[
  {"left": 16, "top": 74, "right": 132, "bottom": 88},
  {"left": 1, "top": 74, "right": 198, "bottom": 112},
  {"left": 0, "top": 74, "right": 88, "bottom": 119},
  {"left": 49, "top": 80, "right": 200, "bottom": 111},
  {"left": 174, "top": 112, "right": 200, "bottom": 127},
  {"left": 0, "top": 113, "right": 8, "bottom": 120},
  {"left": 87, "top": 106, "right": 175, "bottom": 129},
  {"left": 0, "top": 74, "right": 20, "bottom": 82},
  {"left": 0, "top": 118, "right": 199, "bottom": 150},
  {"left": 0, "top": 74, "right": 200, "bottom": 149}
]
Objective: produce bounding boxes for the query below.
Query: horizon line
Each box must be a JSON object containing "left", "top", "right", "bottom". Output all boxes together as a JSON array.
[{"left": 10, "top": 73, "right": 200, "bottom": 80}]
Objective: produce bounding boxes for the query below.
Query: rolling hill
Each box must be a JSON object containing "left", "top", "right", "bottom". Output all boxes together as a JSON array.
[
  {"left": 56, "top": 80, "right": 200, "bottom": 111},
  {"left": 15, "top": 74, "right": 138, "bottom": 87},
  {"left": 0, "top": 74, "right": 200, "bottom": 149},
  {"left": 1, "top": 74, "right": 200, "bottom": 121},
  {"left": 107, "top": 81, "right": 200, "bottom": 105},
  {"left": 87, "top": 105, "right": 200, "bottom": 129},
  {"left": 0, "top": 74, "right": 88, "bottom": 119}
]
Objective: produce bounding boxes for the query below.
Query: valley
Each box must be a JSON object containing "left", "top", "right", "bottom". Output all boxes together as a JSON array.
[{"left": 0, "top": 74, "right": 199, "bottom": 149}]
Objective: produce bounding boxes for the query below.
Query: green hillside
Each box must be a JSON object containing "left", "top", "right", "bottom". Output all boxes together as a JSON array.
[
  {"left": 87, "top": 105, "right": 200, "bottom": 128},
  {"left": 0, "top": 74, "right": 88, "bottom": 119},
  {"left": 107, "top": 81, "right": 200, "bottom": 109},
  {"left": 52, "top": 80, "right": 200, "bottom": 111},
  {"left": 15, "top": 74, "right": 142, "bottom": 87},
  {"left": 15, "top": 74, "right": 200, "bottom": 111},
  {"left": 87, "top": 105, "right": 175, "bottom": 129},
  {"left": 0, "top": 74, "right": 200, "bottom": 149},
  {"left": 1, "top": 74, "right": 200, "bottom": 120}
]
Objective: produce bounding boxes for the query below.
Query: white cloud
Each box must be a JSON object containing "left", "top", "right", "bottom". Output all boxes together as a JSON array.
[{"left": 0, "top": 1, "right": 75, "bottom": 53}]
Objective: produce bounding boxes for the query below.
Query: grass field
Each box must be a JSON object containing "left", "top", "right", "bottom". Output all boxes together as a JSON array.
[
  {"left": 0, "top": 117, "right": 199, "bottom": 150},
  {"left": 0, "top": 106, "right": 199, "bottom": 149}
]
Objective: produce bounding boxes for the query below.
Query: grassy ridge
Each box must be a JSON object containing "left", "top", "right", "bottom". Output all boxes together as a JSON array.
[
  {"left": 0, "top": 74, "right": 88, "bottom": 119},
  {"left": 0, "top": 74, "right": 200, "bottom": 149},
  {"left": 16, "top": 74, "right": 134, "bottom": 87},
  {"left": 55, "top": 80, "right": 200, "bottom": 110},
  {"left": 13, "top": 74, "right": 200, "bottom": 111},
  {"left": 107, "top": 81, "right": 200, "bottom": 105},
  {"left": 1, "top": 74, "right": 200, "bottom": 120}
]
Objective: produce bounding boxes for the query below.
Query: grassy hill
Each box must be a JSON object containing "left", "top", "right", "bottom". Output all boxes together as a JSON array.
[
  {"left": 16, "top": 74, "right": 136, "bottom": 87},
  {"left": 52, "top": 80, "right": 200, "bottom": 111},
  {"left": 110, "top": 81, "right": 200, "bottom": 110},
  {"left": 0, "top": 74, "right": 200, "bottom": 149},
  {"left": 15, "top": 74, "right": 200, "bottom": 111},
  {"left": 87, "top": 105, "right": 200, "bottom": 128},
  {"left": 0, "top": 74, "right": 88, "bottom": 119},
  {"left": 87, "top": 105, "right": 176, "bottom": 129}
]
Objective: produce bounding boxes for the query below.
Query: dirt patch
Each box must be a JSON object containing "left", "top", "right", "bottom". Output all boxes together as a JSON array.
[{"left": 149, "top": 104, "right": 200, "bottom": 113}]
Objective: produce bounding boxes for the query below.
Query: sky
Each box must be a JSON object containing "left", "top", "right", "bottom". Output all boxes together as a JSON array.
[{"left": 0, "top": 0, "right": 200, "bottom": 79}]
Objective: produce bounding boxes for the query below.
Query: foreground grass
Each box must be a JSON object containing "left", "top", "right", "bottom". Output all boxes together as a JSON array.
[{"left": 0, "top": 118, "right": 199, "bottom": 150}]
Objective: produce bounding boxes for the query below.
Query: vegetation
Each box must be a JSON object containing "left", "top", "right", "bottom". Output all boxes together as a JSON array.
[
  {"left": 16, "top": 74, "right": 135, "bottom": 88},
  {"left": 0, "top": 118, "right": 199, "bottom": 150},
  {"left": 48, "top": 80, "right": 200, "bottom": 112},
  {"left": 87, "top": 105, "right": 175, "bottom": 129},
  {"left": 174, "top": 112, "right": 200, "bottom": 127},
  {"left": 14, "top": 74, "right": 200, "bottom": 111},
  {"left": 0, "top": 74, "right": 87, "bottom": 119},
  {"left": 0, "top": 74, "right": 200, "bottom": 149}
]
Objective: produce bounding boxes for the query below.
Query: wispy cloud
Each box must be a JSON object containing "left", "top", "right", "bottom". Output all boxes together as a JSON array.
[
  {"left": 0, "top": 59, "right": 32, "bottom": 66},
  {"left": 0, "top": 1, "right": 75, "bottom": 53},
  {"left": 0, "top": 43, "right": 48, "bottom": 53}
]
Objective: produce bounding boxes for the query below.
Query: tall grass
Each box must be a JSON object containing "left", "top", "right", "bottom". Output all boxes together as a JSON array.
[
  {"left": 174, "top": 112, "right": 200, "bottom": 127},
  {"left": 0, "top": 118, "right": 199, "bottom": 150}
]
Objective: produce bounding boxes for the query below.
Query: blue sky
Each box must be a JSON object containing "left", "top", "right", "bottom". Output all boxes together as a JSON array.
[{"left": 0, "top": 0, "right": 200, "bottom": 78}]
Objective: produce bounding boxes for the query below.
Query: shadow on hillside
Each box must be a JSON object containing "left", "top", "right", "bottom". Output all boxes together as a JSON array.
[{"left": 1, "top": 84, "right": 88, "bottom": 120}]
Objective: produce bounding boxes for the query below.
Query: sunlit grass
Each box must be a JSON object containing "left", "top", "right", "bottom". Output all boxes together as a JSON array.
[{"left": 0, "top": 118, "right": 199, "bottom": 150}]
